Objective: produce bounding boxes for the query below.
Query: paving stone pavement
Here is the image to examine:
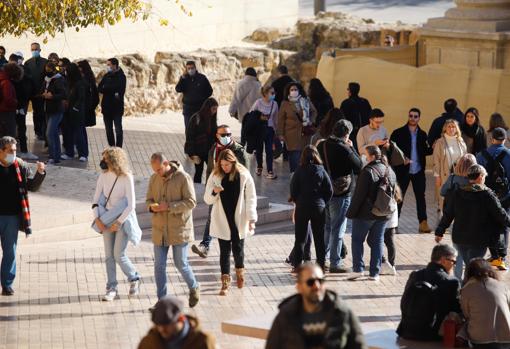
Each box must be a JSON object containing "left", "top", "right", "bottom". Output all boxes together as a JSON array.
[{"left": 4, "top": 109, "right": 508, "bottom": 348}]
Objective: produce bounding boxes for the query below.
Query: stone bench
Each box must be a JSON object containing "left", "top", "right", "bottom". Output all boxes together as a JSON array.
[{"left": 221, "top": 313, "right": 457, "bottom": 349}]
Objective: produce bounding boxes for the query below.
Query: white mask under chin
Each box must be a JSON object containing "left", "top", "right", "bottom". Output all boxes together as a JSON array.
[{"left": 4, "top": 153, "right": 15, "bottom": 165}]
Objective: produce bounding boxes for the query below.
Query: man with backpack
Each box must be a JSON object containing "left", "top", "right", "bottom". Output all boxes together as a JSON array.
[
  {"left": 397, "top": 244, "right": 461, "bottom": 341},
  {"left": 476, "top": 127, "right": 510, "bottom": 270}
]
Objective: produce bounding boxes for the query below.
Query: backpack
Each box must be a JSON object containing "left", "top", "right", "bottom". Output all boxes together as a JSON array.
[
  {"left": 481, "top": 150, "right": 510, "bottom": 199},
  {"left": 370, "top": 164, "right": 397, "bottom": 216},
  {"left": 398, "top": 269, "right": 439, "bottom": 340}
]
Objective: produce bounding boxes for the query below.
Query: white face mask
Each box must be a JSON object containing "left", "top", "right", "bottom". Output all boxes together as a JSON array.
[
  {"left": 289, "top": 90, "right": 299, "bottom": 98},
  {"left": 4, "top": 153, "right": 15, "bottom": 165},
  {"left": 219, "top": 136, "right": 231, "bottom": 146},
  {"left": 187, "top": 68, "right": 196, "bottom": 76}
]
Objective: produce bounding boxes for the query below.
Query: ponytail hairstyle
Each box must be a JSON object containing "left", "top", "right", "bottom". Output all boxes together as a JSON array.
[{"left": 365, "top": 144, "right": 388, "bottom": 166}]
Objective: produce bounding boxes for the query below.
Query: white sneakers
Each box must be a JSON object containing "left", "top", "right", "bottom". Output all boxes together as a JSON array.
[
  {"left": 381, "top": 261, "right": 397, "bottom": 276},
  {"left": 102, "top": 288, "right": 118, "bottom": 302},
  {"left": 18, "top": 152, "right": 38, "bottom": 160},
  {"left": 347, "top": 272, "right": 365, "bottom": 281},
  {"left": 129, "top": 280, "right": 140, "bottom": 297},
  {"left": 79, "top": 157, "right": 87, "bottom": 162},
  {"left": 60, "top": 154, "right": 72, "bottom": 160}
]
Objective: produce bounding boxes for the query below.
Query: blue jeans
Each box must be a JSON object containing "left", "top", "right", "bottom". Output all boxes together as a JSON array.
[
  {"left": 46, "top": 112, "right": 63, "bottom": 161},
  {"left": 351, "top": 218, "right": 387, "bottom": 277},
  {"left": 0, "top": 216, "right": 19, "bottom": 288},
  {"left": 325, "top": 195, "right": 351, "bottom": 267},
  {"left": 200, "top": 205, "right": 213, "bottom": 249},
  {"left": 288, "top": 150, "right": 301, "bottom": 173},
  {"left": 154, "top": 243, "right": 198, "bottom": 299},
  {"left": 102, "top": 228, "right": 139, "bottom": 290},
  {"left": 255, "top": 126, "right": 275, "bottom": 172},
  {"left": 453, "top": 243, "right": 487, "bottom": 280}
]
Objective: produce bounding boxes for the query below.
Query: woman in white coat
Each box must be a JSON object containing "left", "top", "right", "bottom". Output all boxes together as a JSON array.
[{"left": 204, "top": 149, "right": 257, "bottom": 296}]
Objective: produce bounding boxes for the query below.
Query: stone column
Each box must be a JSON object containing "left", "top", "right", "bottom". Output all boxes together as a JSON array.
[{"left": 419, "top": 0, "right": 510, "bottom": 69}]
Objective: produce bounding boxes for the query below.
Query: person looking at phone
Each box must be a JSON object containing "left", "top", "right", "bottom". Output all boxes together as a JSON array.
[
  {"left": 356, "top": 108, "right": 389, "bottom": 159},
  {"left": 146, "top": 152, "right": 200, "bottom": 308},
  {"left": 204, "top": 149, "right": 257, "bottom": 296}
]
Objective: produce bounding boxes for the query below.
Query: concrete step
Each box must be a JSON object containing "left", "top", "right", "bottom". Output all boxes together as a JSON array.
[{"left": 23, "top": 203, "right": 293, "bottom": 245}]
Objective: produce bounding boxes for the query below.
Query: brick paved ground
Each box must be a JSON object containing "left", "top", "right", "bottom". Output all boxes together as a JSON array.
[{"left": 2, "top": 110, "right": 507, "bottom": 349}]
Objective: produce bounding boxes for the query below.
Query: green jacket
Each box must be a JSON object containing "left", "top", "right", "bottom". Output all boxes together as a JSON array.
[{"left": 206, "top": 141, "right": 246, "bottom": 180}]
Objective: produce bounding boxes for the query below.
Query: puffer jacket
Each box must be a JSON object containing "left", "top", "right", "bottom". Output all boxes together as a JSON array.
[
  {"left": 146, "top": 161, "right": 196, "bottom": 246},
  {"left": 346, "top": 160, "right": 397, "bottom": 220},
  {"left": 265, "top": 290, "right": 366, "bottom": 349},
  {"left": 435, "top": 183, "right": 510, "bottom": 246}
]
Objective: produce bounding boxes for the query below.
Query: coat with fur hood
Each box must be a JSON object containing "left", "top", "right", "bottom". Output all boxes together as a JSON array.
[
  {"left": 204, "top": 166, "right": 257, "bottom": 240},
  {"left": 146, "top": 161, "right": 197, "bottom": 246}
]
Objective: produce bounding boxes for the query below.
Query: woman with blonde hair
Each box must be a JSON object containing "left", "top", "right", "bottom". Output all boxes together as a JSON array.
[
  {"left": 204, "top": 149, "right": 257, "bottom": 295},
  {"left": 92, "top": 147, "right": 141, "bottom": 301},
  {"left": 433, "top": 119, "right": 467, "bottom": 212},
  {"left": 440, "top": 153, "right": 477, "bottom": 278}
]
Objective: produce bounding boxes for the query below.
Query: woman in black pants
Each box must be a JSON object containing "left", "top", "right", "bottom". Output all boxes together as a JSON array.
[
  {"left": 185, "top": 97, "right": 218, "bottom": 183},
  {"left": 289, "top": 145, "right": 333, "bottom": 271}
]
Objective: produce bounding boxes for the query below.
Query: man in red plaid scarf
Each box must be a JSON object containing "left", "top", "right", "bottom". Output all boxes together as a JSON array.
[{"left": 0, "top": 136, "right": 45, "bottom": 296}]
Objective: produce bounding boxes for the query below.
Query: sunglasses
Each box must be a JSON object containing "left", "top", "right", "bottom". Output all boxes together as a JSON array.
[
  {"left": 446, "top": 258, "right": 457, "bottom": 265},
  {"left": 305, "top": 277, "right": 325, "bottom": 287},
  {"left": 409, "top": 114, "right": 420, "bottom": 119},
  {"left": 219, "top": 133, "right": 232, "bottom": 137}
]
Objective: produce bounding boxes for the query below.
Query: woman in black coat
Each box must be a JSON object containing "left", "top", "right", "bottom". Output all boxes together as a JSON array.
[
  {"left": 185, "top": 97, "right": 219, "bottom": 183},
  {"left": 461, "top": 107, "right": 487, "bottom": 155},
  {"left": 289, "top": 145, "right": 333, "bottom": 271},
  {"left": 308, "top": 78, "right": 334, "bottom": 128}
]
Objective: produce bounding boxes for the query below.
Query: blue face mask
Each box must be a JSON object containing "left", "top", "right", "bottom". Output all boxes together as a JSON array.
[
  {"left": 219, "top": 136, "right": 231, "bottom": 146},
  {"left": 106, "top": 66, "right": 113, "bottom": 73},
  {"left": 4, "top": 153, "right": 15, "bottom": 165},
  {"left": 31, "top": 50, "right": 40, "bottom": 58},
  {"left": 269, "top": 95, "right": 276, "bottom": 101}
]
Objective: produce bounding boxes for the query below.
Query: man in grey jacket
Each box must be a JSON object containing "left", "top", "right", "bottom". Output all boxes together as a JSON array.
[{"left": 266, "top": 263, "right": 366, "bottom": 349}]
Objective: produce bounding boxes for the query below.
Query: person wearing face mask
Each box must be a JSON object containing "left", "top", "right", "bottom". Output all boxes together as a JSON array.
[
  {"left": 250, "top": 85, "right": 279, "bottom": 179},
  {"left": 92, "top": 147, "right": 141, "bottom": 301},
  {"left": 277, "top": 82, "right": 318, "bottom": 173},
  {"left": 138, "top": 295, "right": 215, "bottom": 349},
  {"left": 41, "top": 62, "right": 68, "bottom": 164},
  {"left": 23, "top": 42, "right": 48, "bottom": 141},
  {"left": 191, "top": 124, "right": 246, "bottom": 258},
  {"left": 0, "top": 136, "right": 46, "bottom": 296},
  {"left": 8, "top": 53, "right": 37, "bottom": 160},
  {"left": 98, "top": 58, "right": 126, "bottom": 148},
  {"left": 175, "top": 60, "right": 213, "bottom": 131},
  {"left": 228, "top": 67, "right": 261, "bottom": 124},
  {"left": 0, "top": 46, "right": 8, "bottom": 68},
  {"left": 0, "top": 63, "right": 22, "bottom": 139},
  {"left": 184, "top": 97, "right": 218, "bottom": 183}
]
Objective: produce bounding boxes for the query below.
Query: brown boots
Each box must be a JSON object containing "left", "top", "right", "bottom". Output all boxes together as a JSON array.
[
  {"left": 419, "top": 220, "right": 432, "bottom": 233},
  {"left": 219, "top": 269, "right": 245, "bottom": 296},
  {"left": 219, "top": 274, "right": 231, "bottom": 296},
  {"left": 235, "top": 268, "right": 245, "bottom": 289}
]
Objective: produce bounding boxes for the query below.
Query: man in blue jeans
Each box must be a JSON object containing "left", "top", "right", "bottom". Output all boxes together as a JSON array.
[
  {"left": 318, "top": 120, "right": 362, "bottom": 273},
  {"left": 0, "top": 136, "right": 46, "bottom": 295},
  {"left": 147, "top": 152, "right": 200, "bottom": 308},
  {"left": 191, "top": 125, "right": 246, "bottom": 258}
]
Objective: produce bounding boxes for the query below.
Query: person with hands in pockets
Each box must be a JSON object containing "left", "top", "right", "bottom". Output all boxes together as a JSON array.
[{"left": 204, "top": 149, "right": 257, "bottom": 296}]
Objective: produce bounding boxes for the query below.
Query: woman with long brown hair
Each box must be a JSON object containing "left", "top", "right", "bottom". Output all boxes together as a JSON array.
[
  {"left": 204, "top": 149, "right": 257, "bottom": 295},
  {"left": 185, "top": 97, "right": 218, "bottom": 183},
  {"left": 289, "top": 145, "right": 333, "bottom": 271}
]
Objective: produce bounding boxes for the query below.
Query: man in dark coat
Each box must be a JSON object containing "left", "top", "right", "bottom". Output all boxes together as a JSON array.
[
  {"left": 390, "top": 107, "right": 432, "bottom": 233},
  {"left": 23, "top": 43, "right": 48, "bottom": 140},
  {"left": 138, "top": 296, "right": 215, "bottom": 349},
  {"left": 175, "top": 60, "right": 213, "bottom": 130},
  {"left": 397, "top": 244, "right": 461, "bottom": 341},
  {"left": 271, "top": 65, "right": 294, "bottom": 108},
  {"left": 98, "top": 58, "right": 127, "bottom": 148},
  {"left": 339, "top": 82, "right": 372, "bottom": 149},
  {"left": 266, "top": 263, "right": 366, "bottom": 349},
  {"left": 427, "top": 98, "right": 464, "bottom": 147}
]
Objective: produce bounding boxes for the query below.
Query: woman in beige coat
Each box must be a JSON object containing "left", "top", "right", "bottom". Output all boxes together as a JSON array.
[
  {"left": 204, "top": 149, "right": 257, "bottom": 296},
  {"left": 461, "top": 258, "right": 510, "bottom": 348},
  {"left": 433, "top": 119, "right": 467, "bottom": 212},
  {"left": 277, "top": 82, "right": 317, "bottom": 173}
]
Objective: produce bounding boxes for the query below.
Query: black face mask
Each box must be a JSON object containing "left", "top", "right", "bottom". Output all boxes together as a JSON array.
[
  {"left": 99, "top": 159, "right": 108, "bottom": 170},
  {"left": 45, "top": 71, "right": 55, "bottom": 78}
]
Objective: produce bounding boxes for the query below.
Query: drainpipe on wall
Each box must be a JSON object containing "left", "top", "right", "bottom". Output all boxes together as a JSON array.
[{"left": 314, "top": 0, "right": 325, "bottom": 15}]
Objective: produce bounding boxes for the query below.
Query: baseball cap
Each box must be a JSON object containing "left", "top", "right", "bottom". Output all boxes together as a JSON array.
[
  {"left": 151, "top": 296, "right": 183, "bottom": 325},
  {"left": 492, "top": 127, "right": 507, "bottom": 141},
  {"left": 14, "top": 51, "right": 23, "bottom": 60}
]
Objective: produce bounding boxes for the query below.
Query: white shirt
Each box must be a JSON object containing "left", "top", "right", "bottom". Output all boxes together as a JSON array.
[{"left": 92, "top": 171, "right": 135, "bottom": 223}]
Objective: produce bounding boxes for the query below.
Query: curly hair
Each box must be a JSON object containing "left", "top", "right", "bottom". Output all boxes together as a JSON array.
[{"left": 102, "top": 147, "right": 130, "bottom": 176}]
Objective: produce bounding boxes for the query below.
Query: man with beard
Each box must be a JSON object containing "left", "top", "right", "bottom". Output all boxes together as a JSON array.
[{"left": 266, "top": 263, "right": 366, "bottom": 349}]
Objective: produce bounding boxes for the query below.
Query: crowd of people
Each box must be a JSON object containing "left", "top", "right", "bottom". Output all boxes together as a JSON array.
[{"left": 2, "top": 40, "right": 510, "bottom": 347}]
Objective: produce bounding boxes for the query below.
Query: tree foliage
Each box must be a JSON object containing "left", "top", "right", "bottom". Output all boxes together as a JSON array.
[{"left": 0, "top": 0, "right": 191, "bottom": 40}]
